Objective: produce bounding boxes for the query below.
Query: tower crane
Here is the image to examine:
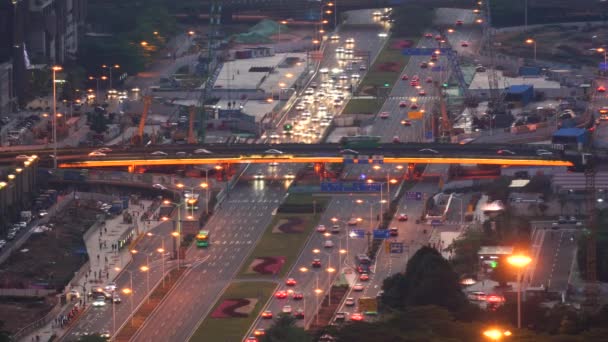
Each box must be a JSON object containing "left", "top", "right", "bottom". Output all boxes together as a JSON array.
[{"left": 131, "top": 95, "right": 152, "bottom": 145}]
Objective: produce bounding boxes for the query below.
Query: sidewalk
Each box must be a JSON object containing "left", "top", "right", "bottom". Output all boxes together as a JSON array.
[{"left": 21, "top": 199, "right": 161, "bottom": 342}]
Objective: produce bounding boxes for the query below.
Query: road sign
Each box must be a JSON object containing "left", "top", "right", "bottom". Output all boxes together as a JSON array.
[
  {"left": 426, "top": 131, "right": 433, "bottom": 139},
  {"left": 389, "top": 242, "right": 404, "bottom": 254},
  {"left": 431, "top": 66, "right": 445, "bottom": 72},
  {"left": 358, "top": 297, "right": 378, "bottom": 314},
  {"left": 402, "top": 48, "right": 449, "bottom": 56},
  {"left": 350, "top": 229, "right": 365, "bottom": 238},
  {"left": 311, "top": 51, "right": 324, "bottom": 61},
  {"left": 405, "top": 191, "right": 423, "bottom": 201},
  {"left": 600, "top": 62, "right": 608, "bottom": 71},
  {"left": 373, "top": 229, "right": 390, "bottom": 239},
  {"left": 371, "top": 155, "right": 384, "bottom": 164},
  {"left": 431, "top": 219, "right": 443, "bottom": 226},
  {"left": 357, "top": 155, "right": 370, "bottom": 164},
  {"left": 408, "top": 111, "right": 423, "bottom": 119}
]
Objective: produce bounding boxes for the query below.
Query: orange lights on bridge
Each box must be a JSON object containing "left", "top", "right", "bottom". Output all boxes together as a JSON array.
[{"left": 58, "top": 157, "right": 573, "bottom": 169}]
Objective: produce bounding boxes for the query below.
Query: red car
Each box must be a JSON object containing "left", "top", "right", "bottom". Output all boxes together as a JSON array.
[
  {"left": 399, "top": 101, "right": 407, "bottom": 108},
  {"left": 418, "top": 89, "right": 426, "bottom": 96},
  {"left": 420, "top": 62, "right": 428, "bottom": 69},
  {"left": 412, "top": 75, "right": 420, "bottom": 81},
  {"left": 359, "top": 273, "right": 370, "bottom": 281},
  {"left": 401, "top": 120, "right": 411, "bottom": 126},
  {"left": 275, "top": 290, "right": 288, "bottom": 299},
  {"left": 380, "top": 111, "right": 390, "bottom": 118},
  {"left": 312, "top": 259, "right": 322, "bottom": 268},
  {"left": 398, "top": 213, "right": 408, "bottom": 221},
  {"left": 435, "top": 35, "right": 442, "bottom": 41},
  {"left": 410, "top": 103, "right": 419, "bottom": 109},
  {"left": 430, "top": 54, "right": 438, "bottom": 62},
  {"left": 254, "top": 329, "right": 266, "bottom": 337},
  {"left": 392, "top": 136, "right": 401, "bottom": 143},
  {"left": 424, "top": 33, "right": 433, "bottom": 39},
  {"left": 598, "top": 86, "right": 606, "bottom": 92},
  {"left": 426, "top": 77, "right": 433, "bottom": 83},
  {"left": 261, "top": 310, "right": 273, "bottom": 319},
  {"left": 351, "top": 312, "right": 365, "bottom": 321},
  {"left": 245, "top": 337, "right": 258, "bottom": 342},
  {"left": 293, "top": 292, "right": 304, "bottom": 300},
  {"left": 456, "top": 20, "right": 463, "bottom": 26},
  {"left": 286, "top": 278, "right": 297, "bottom": 286},
  {"left": 401, "top": 74, "right": 409, "bottom": 80},
  {"left": 294, "top": 309, "right": 305, "bottom": 319},
  {"left": 389, "top": 227, "right": 398, "bottom": 236},
  {"left": 410, "top": 81, "right": 419, "bottom": 87},
  {"left": 461, "top": 41, "right": 469, "bottom": 47}
]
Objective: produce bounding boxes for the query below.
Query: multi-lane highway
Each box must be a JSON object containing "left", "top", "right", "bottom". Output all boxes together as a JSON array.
[{"left": 131, "top": 182, "right": 286, "bottom": 342}]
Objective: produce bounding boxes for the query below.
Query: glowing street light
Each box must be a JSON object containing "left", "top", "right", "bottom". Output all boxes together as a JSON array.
[
  {"left": 483, "top": 328, "right": 512, "bottom": 341},
  {"left": 51, "top": 65, "right": 62, "bottom": 169},
  {"left": 525, "top": 38, "right": 537, "bottom": 62},
  {"left": 507, "top": 254, "right": 532, "bottom": 329}
]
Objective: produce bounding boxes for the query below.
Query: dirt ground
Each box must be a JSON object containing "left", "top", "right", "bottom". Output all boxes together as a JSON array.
[
  {"left": 495, "top": 24, "right": 608, "bottom": 67},
  {"left": 0, "top": 199, "right": 103, "bottom": 333}
]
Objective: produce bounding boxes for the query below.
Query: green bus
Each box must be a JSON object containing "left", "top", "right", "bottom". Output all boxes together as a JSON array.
[
  {"left": 339, "top": 135, "right": 381, "bottom": 149},
  {"left": 196, "top": 230, "right": 210, "bottom": 247}
]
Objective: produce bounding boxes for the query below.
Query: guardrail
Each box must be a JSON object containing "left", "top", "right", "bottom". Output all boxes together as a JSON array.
[{"left": 12, "top": 295, "right": 63, "bottom": 341}]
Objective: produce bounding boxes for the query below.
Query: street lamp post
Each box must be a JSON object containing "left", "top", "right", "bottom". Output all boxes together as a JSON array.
[
  {"left": 507, "top": 254, "right": 532, "bottom": 329},
  {"left": 51, "top": 65, "right": 62, "bottom": 169},
  {"left": 596, "top": 48, "right": 607, "bottom": 73},
  {"left": 140, "top": 255, "right": 150, "bottom": 303},
  {"left": 158, "top": 241, "right": 166, "bottom": 287},
  {"left": 121, "top": 271, "right": 134, "bottom": 327},
  {"left": 102, "top": 64, "right": 120, "bottom": 89},
  {"left": 525, "top": 39, "right": 536, "bottom": 62}
]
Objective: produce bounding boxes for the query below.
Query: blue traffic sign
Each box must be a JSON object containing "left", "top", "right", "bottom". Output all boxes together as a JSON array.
[
  {"left": 350, "top": 229, "right": 365, "bottom": 238},
  {"left": 431, "top": 219, "right": 443, "bottom": 226},
  {"left": 389, "top": 242, "right": 404, "bottom": 254},
  {"left": 600, "top": 62, "right": 608, "bottom": 71},
  {"left": 357, "top": 155, "right": 369, "bottom": 164},
  {"left": 426, "top": 131, "right": 433, "bottom": 139},
  {"left": 373, "top": 229, "right": 390, "bottom": 239},
  {"left": 343, "top": 155, "right": 355, "bottom": 164},
  {"left": 321, "top": 182, "right": 382, "bottom": 192},
  {"left": 405, "top": 191, "right": 423, "bottom": 201}
]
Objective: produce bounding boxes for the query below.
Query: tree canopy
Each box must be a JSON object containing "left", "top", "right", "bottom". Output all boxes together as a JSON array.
[
  {"left": 261, "top": 315, "right": 311, "bottom": 342},
  {"left": 381, "top": 246, "right": 468, "bottom": 314}
]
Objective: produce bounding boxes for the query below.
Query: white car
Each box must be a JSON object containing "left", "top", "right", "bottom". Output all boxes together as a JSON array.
[
  {"left": 194, "top": 149, "right": 213, "bottom": 154},
  {"left": 348, "top": 218, "right": 358, "bottom": 225},
  {"left": 316, "top": 225, "right": 327, "bottom": 233},
  {"left": 151, "top": 151, "right": 168, "bottom": 156},
  {"left": 152, "top": 184, "right": 167, "bottom": 190},
  {"left": 324, "top": 240, "right": 334, "bottom": 248},
  {"left": 536, "top": 149, "right": 553, "bottom": 156},
  {"left": 330, "top": 35, "right": 340, "bottom": 41},
  {"left": 284, "top": 172, "right": 295, "bottom": 179},
  {"left": 353, "top": 283, "right": 365, "bottom": 291},
  {"left": 295, "top": 104, "right": 305, "bottom": 111},
  {"left": 96, "top": 147, "right": 112, "bottom": 153},
  {"left": 88, "top": 151, "right": 106, "bottom": 157},
  {"left": 254, "top": 171, "right": 264, "bottom": 179},
  {"left": 378, "top": 32, "right": 388, "bottom": 38},
  {"left": 92, "top": 296, "right": 107, "bottom": 307},
  {"left": 345, "top": 37, "right": 355, "bottom": 44},
  {"left": 104, "top": 282, "right": 117, "bottom": 292},
  {"left": 282, "top": 305, "right": 293, "bottom": 314},
  {"left": 15, "top": 155, "right": 30, "bottom": 160},
  {"left": 379, "top": 112, "right": 390, "bottom": 119}
]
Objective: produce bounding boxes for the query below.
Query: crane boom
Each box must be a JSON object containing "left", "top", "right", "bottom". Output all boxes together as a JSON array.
[{"left": 132, "top": 95, "right": 151, "bottom": 145}]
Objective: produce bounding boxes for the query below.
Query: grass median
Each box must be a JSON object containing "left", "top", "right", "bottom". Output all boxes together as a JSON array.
[
  {"left": 189, "top": 281, "right": 276, "bottom": 342},
  {"left": 359, "top": 37, "right": 413, "bottom": 89},
  {"left": 237, "top": 194, "right": 328, "bottom": 279},
  {"left": 342, "top": 98, "right": 382, "bottom": 115}
]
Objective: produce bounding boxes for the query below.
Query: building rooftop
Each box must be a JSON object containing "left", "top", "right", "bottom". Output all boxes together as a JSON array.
[
  {"left": 213, "top": 53, "right": 307, "bottom": 93},
  {"left": 469, "top": 69, "right": 561, "bottom": 91}
]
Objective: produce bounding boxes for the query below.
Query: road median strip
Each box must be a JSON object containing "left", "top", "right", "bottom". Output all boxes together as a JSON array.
[{"left": 189, "top": 281, "right": 277, "bottom": 342}]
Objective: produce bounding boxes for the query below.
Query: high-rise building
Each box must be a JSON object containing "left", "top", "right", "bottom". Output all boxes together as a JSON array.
[{"left": 0, "top": 0, "right": 86, "bottom": 113}]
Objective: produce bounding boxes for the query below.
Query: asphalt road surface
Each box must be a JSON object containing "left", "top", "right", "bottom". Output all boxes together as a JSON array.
[{"left": 131, "top": 183, "right": 286, "bottom": 342}]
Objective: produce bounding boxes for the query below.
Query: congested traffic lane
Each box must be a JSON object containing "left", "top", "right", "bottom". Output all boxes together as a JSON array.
[
  {"left": 248, "top": 194, "right": 378, "bottom": 335},
  {"left": 330, "top": 181, "right": 438, "bottom": 324},
  {"left": 274, "top": 12, "right": 388, "bottom": 144}
]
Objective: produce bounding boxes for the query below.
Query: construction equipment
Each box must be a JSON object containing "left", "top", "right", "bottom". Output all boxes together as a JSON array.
[
  {"left": 131, "top": 95, "right": 152, "bottom": 145},
  {"left": 482, "top": 0, "right": 505, "bottom": 113},
  {"left": 188, "top": 106, "right": 197, "bottom": 144},
  {"left": 195, "top": 1, "right": 223, "bottom": 143}
]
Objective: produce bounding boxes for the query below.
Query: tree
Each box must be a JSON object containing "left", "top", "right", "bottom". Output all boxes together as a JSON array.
[
  {"left": 0, "top": 321, "right": 9, "bottom": 342},
  {"left": 89, "top": 112, "right": 109, "bottom": 134},
  {"left": 261, "top": 315, "right": 311, "bottom": 342},
  {"left": 381, "top": 247, "right": 467, "bottom": 314}
]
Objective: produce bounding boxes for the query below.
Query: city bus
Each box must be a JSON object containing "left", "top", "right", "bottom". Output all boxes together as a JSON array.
[
  {"left": 196, "top": 230, "right": 209, "bottom": 247},
  {"left": 185, "top": 192, "right": 199, "bottom": 211}
]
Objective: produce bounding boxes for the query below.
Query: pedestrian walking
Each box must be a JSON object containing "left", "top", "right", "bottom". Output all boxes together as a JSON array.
[
  {"left": 97, "top": 254, "right": 100, "bottom": 261},
  {"left": 99, "top": 242, "right": 102, "bottom": 249},
  {"left": 104, "top": 227, "right": 107, "bottom": 234},
  {"left": 105, "top": 256, "right": 108, "bottom": 263}
]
